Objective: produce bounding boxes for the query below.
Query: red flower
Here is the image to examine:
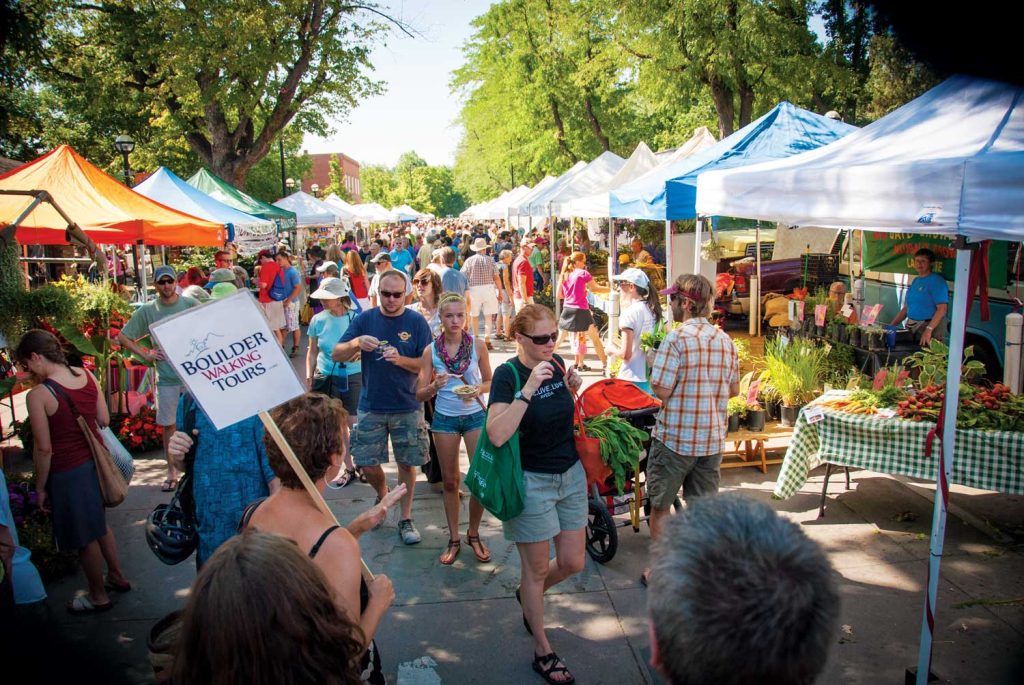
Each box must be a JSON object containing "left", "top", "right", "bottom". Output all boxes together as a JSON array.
[{"left": 131, "top": 435, "right": 142, "bottom": 446}]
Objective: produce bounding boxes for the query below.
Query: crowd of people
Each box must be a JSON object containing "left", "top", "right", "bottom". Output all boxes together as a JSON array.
[{"left": 4, "top": 220, "right": 841, "bottom": 685}]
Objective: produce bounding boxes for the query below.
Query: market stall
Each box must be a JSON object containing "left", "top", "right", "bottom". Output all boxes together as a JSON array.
[
  {"left": 186, "top": 168, "right": 297, "bottom": 233},
  {"left": 774, "top": 390, "right": 1024, "bottom": 501},
  {"left": 695, "top": 75, "right": 1024, "bottom": 684}
]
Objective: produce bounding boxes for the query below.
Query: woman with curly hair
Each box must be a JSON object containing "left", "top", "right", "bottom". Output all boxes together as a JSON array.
[
  {"left": 173, "top": 530, "right": 365, "bottom": 685},
  {"left": 238, "top": 394, "right": 402, "bottom": 685}
]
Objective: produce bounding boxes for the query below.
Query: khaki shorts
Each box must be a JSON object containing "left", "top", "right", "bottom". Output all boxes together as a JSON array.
[
  {"left": 468, "top": 285, "right": 500, "bottom": 316},
  {"left": 646, "top": 438, "right": 721, "bottom": 510},
  {"left": 155, "top": 384, "right": 182, "bottom": 426},
  {"left": 502, "top": 460, "right": 587, "bottom": 543},
  {"left": 513, "top": 295, "right": 534, "bottom": 313},
  {"left": 262, "top": 300, "right": 285, "bottom": 330},
  {"left": 351, "top": 409, "right": 430, "bottom": 467}
]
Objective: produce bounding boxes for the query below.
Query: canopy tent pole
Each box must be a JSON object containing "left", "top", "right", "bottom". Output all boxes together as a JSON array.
[
  {"left": 664, "top": 220, "right": 674, "bottom": 323},
  {"left": 693, "top": 215, "right": 703, "bottom": 273},
  {"left": 750, "top": 225, "right": 762, "bottom": 337},
  {"left": 914, "top": 239, "right": 972, "bottom": 684},
  {"left": 0, "top": 188, "right": 108, "bottom": 274},
  {"left": 608, "top": 217, "right": 620, "bottom": 342},
  {"left": 549, "top": 205, "right": 559, "bottom": 320},
  {"left": 136, "top": 240, "right": 148, "bottom": 303}
]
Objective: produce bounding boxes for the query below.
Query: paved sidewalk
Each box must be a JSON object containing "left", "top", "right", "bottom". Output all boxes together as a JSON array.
[{"left": 5, "top": 336, "right": 1023, "bottom": 683}]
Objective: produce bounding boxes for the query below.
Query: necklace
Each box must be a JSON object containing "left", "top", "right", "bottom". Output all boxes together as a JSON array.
[{"left": 436, "top": 331, "right": 473, "bottom": 375}]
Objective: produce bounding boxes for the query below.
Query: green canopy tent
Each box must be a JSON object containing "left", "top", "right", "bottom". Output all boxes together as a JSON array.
[{"left": 186, "top": 168, "right": 297, "bottom": 233}]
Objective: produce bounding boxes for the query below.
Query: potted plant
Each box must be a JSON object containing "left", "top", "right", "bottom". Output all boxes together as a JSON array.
[
  {"left": 762, "top": 337, "right": 826, "bottom": 427},
  {"left": 864, "top": 324, "right": 885, "bottom": 352},
  {"left": 847, "top": 323, "right": 862, "bottom": 347},
  {"left": 727, "top": 396, "right": 747, "bottom": 432},
  {"left": 745, "top": 401, "right": 766, "bottom": 431}
]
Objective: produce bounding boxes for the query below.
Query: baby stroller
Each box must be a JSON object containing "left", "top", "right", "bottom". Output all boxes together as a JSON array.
[{"left": 578, "top": 380, "right": 681, "bottom": 563}]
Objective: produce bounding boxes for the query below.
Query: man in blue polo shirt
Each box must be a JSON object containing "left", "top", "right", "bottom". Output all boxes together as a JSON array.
[
  {"left": 388, "top": 236, "right": 414, "bottom": 276},
  {"left": 333, "top": 270, "right": 433, "bottom": 544},
  {"left": 891, "top": 248, "right": 948, "bottom": 346}
]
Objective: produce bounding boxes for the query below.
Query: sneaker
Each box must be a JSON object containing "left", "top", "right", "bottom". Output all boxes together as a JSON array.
[{"left": 398, "top": 518, "right": 421, "bottom": 545}]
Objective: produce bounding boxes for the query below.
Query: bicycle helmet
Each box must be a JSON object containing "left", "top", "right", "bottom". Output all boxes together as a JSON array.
[{"left": 145, "top": 484, "right": 197, "bottom": 565}]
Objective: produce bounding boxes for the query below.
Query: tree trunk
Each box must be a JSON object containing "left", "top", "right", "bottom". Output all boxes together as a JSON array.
[
  {"left": 583, "top": 93, "right": 610, "bottom": 151},
  {"left": 709, "top": 78, "right": 736, "bottom": 138},
  {"left": 548, "top": 97, "right": 577, "bottom": 162},
  {"left": 738, "top": 85, "right": 755, "bottom": 129}
]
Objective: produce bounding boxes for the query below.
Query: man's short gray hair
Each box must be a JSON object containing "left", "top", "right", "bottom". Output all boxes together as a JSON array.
[
  {"left": 440, "top": 246, "right": 456, "bottom": 266},
  {"left": 648, "top": 495, "right": 838, "bottom": 685}
]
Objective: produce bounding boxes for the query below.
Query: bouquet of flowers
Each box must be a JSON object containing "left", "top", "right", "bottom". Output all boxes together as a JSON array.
[
  {"left": 5, "top": 475, "right": 78, "bottom": 581},
  {"left": 116, "top": 405, "right": 164, "bottom": 452}
]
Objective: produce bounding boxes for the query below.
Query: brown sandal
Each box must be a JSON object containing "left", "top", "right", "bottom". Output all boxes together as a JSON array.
[
  {"left": 439, "top": 539, "right": 461, "bottom": 565},
  {"left": 465, "top": 533, "right": 492, "bottom": 563}
]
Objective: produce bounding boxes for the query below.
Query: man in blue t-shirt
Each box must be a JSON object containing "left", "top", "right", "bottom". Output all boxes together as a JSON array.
[
  {"left": 275, "top": 250, "right": 304, "bottom": 357},
  {"left": 334, "top": 270, "right": 433, "bottom": 545},
  {"left": 890, "top": 248, "right": 949, "bottom": 346},
  {"left": 388, "top": 236, "right": 414, "bottom": 276}
]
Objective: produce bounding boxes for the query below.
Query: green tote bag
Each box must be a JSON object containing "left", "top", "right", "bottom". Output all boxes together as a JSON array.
[{"left": 464, "top": 361, "right": 525, "bottom": 521}]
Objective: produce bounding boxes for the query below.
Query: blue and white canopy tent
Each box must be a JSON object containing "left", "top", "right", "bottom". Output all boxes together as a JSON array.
[{"left": 696, "top": 75, "right": 1024, "bottom": 684}]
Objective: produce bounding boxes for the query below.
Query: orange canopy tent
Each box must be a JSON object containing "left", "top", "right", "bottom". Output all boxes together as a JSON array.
[{"left": 0, "top": 145, "right": 225, "bottom": 246}]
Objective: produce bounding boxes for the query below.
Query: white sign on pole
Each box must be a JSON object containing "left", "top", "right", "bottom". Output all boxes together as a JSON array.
[{"left": 149, "top": 289, "right": 305, "bottom": 430}]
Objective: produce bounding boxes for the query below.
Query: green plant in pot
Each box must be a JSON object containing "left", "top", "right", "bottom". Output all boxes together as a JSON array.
[
  {"left": 762, "top": 337, "right": 826, "bottom": 427},
  {"left": 727, "top": 396, "right": 747, "bottom": 433},
  {"left": 846, "top": 323, "right": 861, "bottom": 347},
  {"left": 863, "top": 324, "right": 885, "bottom": 351}
]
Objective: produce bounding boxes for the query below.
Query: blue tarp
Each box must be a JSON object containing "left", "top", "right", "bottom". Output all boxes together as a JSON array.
[
  {"left": 609, "top": 102, "right": 856, "bottom": 220},
  {"left": 135, "top": 167, "right": 276, "bottom": 243}
]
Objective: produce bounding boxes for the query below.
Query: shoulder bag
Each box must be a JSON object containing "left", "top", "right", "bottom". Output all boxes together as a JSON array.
[
  {"left": 463, "top": 361, "right": 525, "bottom": 521},
  {"left": 45, "top": 379, "right": 128, "bottom": 507}
]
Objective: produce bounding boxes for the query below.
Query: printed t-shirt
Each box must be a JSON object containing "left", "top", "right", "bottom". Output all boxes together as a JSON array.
[
  {"left": 512, "top": 256, "right": 534, "bottom": 298},
  {"left": 617, "top": 301, "right": 656, "bottom": 383},
  {"left": 561, "top": 269, "right": 592, "bottom": 309},
  {"left": 340, "top": 308, "right": 432, "bottom": 413},
  {"left": 488, "top": 355, "right": 577, "bottom": 474},
  {"left": 907, "top": 272, "right": 949, "bottom": 321},
  {"left": 308, "top": 310, "right": 359, "bottom": 377},
  {"left": 257, "top": 261, "right": 281, "bottom": 303},
  {"left": 121, "top": 295, "right": 199, "bottom": 384}
]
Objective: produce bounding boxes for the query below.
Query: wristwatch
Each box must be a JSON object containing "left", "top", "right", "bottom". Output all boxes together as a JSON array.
[{"left": 514, "top": 390, "right": 531, "bottom": 405}]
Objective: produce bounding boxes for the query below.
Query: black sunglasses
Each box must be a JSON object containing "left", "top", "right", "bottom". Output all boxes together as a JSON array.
[
  {"left": 379, "top": 289, "right": 404, "bottom": 299},
  {"left": 521, "top": 331, "right": 558, "bottom": 345},
  {"left": 412, "top": 278, "right": 431, "bottom": 286},
  {"left": 156, "top": 279, "right": 175, "bottom": 285}
]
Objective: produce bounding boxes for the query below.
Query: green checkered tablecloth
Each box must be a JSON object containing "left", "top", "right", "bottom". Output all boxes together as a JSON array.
[{"left": 773, "top": 393, "right": 1024, "bottom": 499}]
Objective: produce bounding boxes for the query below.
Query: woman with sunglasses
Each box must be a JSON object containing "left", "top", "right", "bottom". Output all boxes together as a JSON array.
[
  {"left": 415, "top": 293, "right": 493, "bottom": 565},
  {"left": 485, "top": 304, "right": 584, "bottom": 685},
  {"left": 408, "top": 268, "right": 443, "bottom": 336}
]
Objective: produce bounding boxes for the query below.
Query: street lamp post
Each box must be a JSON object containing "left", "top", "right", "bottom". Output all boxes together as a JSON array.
[
  {"left": 286, "top": 177, "right": 296, "bottom": 195},
  {"left": 113, "top": 134, "right": 135, "bottom": 186},
  {"left": 311, "top": 183, "right": 320, "bottom": 198}
]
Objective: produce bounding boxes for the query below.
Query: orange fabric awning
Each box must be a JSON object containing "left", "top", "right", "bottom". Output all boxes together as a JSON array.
[{"left": 0, "top": 145, "right": 225, "bottom": 246}]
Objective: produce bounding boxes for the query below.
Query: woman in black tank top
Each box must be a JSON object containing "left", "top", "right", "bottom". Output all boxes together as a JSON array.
[{"left": 238, "top": 395, "right": 400, "bottom": 684}]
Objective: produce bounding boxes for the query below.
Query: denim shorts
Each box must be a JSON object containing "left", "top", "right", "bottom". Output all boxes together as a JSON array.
[
  {"left": 646, "top": 438, "right": 722, "bottom": 510},
  {"left": 351, "top": 409, "right": 430, "bottom": 467},
  {"left": 430, "top": 409, "right": 486, "bottom": 435},
  {"left": 502, "top": 460, "right": 587, "bottom": 543}
]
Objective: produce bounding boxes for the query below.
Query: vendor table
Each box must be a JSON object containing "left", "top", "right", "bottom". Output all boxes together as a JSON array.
[
  {"left": 722, "top": 422, "right": 793, "bottom": 473},
  {"left": 774, "top": 392, "right": 1024, "bottom": 500}
]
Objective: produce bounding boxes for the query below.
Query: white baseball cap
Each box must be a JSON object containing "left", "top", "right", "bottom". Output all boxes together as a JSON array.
[{"left": 611, "top": 267, "right": 650, "bottom": 290}]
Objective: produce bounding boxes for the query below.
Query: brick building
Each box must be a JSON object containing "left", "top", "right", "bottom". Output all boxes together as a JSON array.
[{"left": 304, "top": 152, "right": 361, "bottom": 202}]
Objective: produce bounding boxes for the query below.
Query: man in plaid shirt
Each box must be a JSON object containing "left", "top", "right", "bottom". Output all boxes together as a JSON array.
[
  {"left": 460, "top": 237, "right": 502, "bottom": 348},
  {"left": 643, "top": 274, "right": 739, "bottom": 586}
]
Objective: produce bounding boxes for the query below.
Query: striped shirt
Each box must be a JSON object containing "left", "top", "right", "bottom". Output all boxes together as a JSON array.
[
  {"left": 461, "top": 253, "right": 497, "bottom": 287},
  {"left": 650, "top": 318, "right": 739, "bottom": 457}
]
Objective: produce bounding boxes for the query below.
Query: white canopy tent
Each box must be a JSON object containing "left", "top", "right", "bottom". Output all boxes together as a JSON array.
[
  {"left": 695, "top": 75, "right": 1024, "bottom": 684},
  {"left": 349, "top": 203, "right": 394, "bottom": 223},
  {"left": 545, "top": 151, "right": 626, "bottom": 216},
  {"left": 478, "top": 184, "right": 532, "bottom": 221},
  {"left": 390, "top": 205, "right": 419, "bottom": 222},
  {"left": 564, "top": 142, "right": 659, "bottom": 218},
  {"left": 273, "top": 191, "right": 348, "bottom": 227},
  {"left": 511, "top": 164, "right": 586, "bottom": 217},
  {"left": 322, "top": 194, "right": 357, "bottom": 219}
]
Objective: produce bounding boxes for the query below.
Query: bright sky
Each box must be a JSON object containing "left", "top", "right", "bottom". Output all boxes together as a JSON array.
[{"left": 303, "top": 0, "right": 493, "bottom": 169}]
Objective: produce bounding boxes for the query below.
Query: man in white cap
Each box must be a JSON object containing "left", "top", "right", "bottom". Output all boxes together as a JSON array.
[
  {"left": 368, "top": 252, "right": 412, "bottom": 307},
  {"left": 117, "top": 265, "right": 200, "bottom": 491},
  {"left": 461, "top": 237, "right": 502, "bottom": 348}
]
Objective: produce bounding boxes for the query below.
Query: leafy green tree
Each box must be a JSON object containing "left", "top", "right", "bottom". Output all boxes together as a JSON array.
[
  {"left": 324, "top": 155, "right": 354, "bottom": 202},
  {"left": 11, "top": 0, "right": 404, "bottom": 186},
  {"left": 360, "top": 165, "right": 397, "bottom": 207}
]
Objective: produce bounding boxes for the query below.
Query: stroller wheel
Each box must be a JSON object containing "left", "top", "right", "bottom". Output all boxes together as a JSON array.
[{"left": 586, "top": 500, "right": 618, "bottom": 564}]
